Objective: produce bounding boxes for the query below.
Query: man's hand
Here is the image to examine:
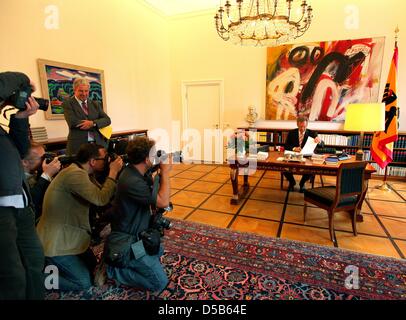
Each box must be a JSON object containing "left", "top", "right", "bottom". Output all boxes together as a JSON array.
[
  {"left": 14, "top": 96, "right": 39, "bottom": 118},
  {"left": 76, "top": 120, "right": 94, "bottom": 130},
  {"left": 42, "top": 157, "right": 61, "bottom": 178},
  {"left": 159, "top": 154, "right": 173, "bottom": 175},
  {"left": 314, "top": 136, "right": 321, "bottom": 144},
  {"left": 108, "top": 156, "right": 124, "bottom": 179}
]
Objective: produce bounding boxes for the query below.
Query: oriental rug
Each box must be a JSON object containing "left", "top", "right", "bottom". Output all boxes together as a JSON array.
[{"left": 46, "top": 219, "right": 406, "bottom": 300}]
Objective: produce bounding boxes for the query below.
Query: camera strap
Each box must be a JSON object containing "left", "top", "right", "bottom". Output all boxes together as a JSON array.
[
  {"left": 1, "top": 107, "right": 16, "bottom": 123},
  {"left": 152, "top": 174, "right": 160, "bottom": 204}
]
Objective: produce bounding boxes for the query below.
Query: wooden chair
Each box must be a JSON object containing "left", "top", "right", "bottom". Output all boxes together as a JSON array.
[{"left": 303, "top": 162, "right": 368, "bottom": 245}]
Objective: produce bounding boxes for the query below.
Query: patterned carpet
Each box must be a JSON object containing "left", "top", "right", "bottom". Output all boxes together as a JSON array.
[{"left": 46, "top": 219, "right": 406, "bottom": 300}]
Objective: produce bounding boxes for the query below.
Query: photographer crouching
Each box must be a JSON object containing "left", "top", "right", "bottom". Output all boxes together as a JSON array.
[
  {"left": 22, "top": 142, "right": 61, "bottom": 224},
  {"left": 104, "top": 136, "right": 171, "bottom": 293}
]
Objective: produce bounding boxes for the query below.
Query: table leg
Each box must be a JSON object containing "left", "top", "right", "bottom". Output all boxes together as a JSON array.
[
  {"left": 230, "top": 167, "right": 250, "bottom": 205},
  {"left": 243, "top": 173, "right": 249, "bottom": 187},
  {"left": 230, "top": 168, "right": 239, "bottom": 204},
  {"left": 356, "top": 178, "right": 370, "bottom": 222}
]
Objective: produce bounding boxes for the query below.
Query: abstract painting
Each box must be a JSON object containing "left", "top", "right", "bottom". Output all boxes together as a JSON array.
[
  {"left": 38, "top": 59, "right": 106, "bottom": 120},
  {"left": 266, "top": 37, "right": 385, "bottom": 122}
]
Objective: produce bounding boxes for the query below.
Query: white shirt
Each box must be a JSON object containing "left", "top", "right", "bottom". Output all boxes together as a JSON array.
[{"left": 0, "top": 189, "right": 28, "bottom": 209}]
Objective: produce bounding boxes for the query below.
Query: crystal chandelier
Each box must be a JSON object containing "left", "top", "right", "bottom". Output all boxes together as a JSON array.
[{"left": 214, "top": 0, "right": 313, "bottom": 46}]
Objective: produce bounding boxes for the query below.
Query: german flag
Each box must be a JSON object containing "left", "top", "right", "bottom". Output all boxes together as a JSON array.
[{"left": 371, "top": 44, "right": 399, "bottom": 168}]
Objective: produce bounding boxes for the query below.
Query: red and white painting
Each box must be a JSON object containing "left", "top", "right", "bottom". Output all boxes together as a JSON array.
[{"left": 266, "top": 37, "right": 385, "bottom": 122}]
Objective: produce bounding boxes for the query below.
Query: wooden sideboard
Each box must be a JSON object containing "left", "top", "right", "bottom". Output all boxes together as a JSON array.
[{"left": 42, "top": 129, "right": 148, "bottom": 152}]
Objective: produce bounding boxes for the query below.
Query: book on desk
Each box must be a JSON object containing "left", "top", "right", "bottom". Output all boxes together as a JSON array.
[{"left": 325, "top": 153, "right": 351, "bottom": 163}]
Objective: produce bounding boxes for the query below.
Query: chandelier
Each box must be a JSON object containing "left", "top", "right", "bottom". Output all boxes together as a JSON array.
[{"left": 214, "top": 0, "right": 313, "bottom": 46}]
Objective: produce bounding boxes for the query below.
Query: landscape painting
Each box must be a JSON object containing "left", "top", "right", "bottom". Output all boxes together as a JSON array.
[{"left": 266, "top": 37, "right": 385, "bottom": 122}]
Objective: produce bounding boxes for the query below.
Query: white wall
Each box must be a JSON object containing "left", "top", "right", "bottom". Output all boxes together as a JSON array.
[
  {"left": 1, "top": 0, "right": 405, "bottom": 141},
  {"left": 169, "top": 0, "right": 406, "bottom": 132},
  {"left": 0, "top": 0, "right": 172, "bottom": 139}
]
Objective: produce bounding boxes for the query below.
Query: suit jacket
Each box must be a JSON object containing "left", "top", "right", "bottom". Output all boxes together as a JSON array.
[
  {"left": 284, "top": 128, "right": 318, "bottom": 151},
  {"left": 27, "top": 174, "right": 50, "bottom": 222},
  {"left": 37, "top": 163, "right": 116, "bottom": 257},
  {"left": 63, "top": 97, "right": 111, "bottom": 155},
  {"left": 0, "top": 115, "right": 31, "bottom": 199}
]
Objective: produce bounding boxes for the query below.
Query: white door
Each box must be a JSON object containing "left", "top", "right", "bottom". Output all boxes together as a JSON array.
[{"left": 182, "top": 80, "right": 224, "bottom": 163}]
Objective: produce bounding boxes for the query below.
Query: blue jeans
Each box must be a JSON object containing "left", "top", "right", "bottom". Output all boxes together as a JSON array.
[
  {"left": 45, "top": 248, "right": 96, "bottom": 292},
  {"left": 107, "top": 245, "right": 168, "bottom": 292}
]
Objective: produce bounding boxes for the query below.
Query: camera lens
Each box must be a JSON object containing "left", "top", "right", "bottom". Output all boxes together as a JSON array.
[{"left": 35, "top": 98, "right": 49, "bottom": 112}]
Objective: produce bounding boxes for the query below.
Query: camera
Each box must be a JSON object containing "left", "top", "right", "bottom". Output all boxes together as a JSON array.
[
  {"left": 43, "top": 152, "right": 76, "bottom": 166},
  {"left": 149, "top": 150, "right": 183, "bottom": 173},
  {"left": 153, "top": 203, "right": 173, "bottom": 229},
  {"left": 109, "top": 152, "right": 129, "bottom": 164},
  {"left": 7, "top": 84, "right": 49, "bottom": 111},
  {"left": 108, "top": 138, "right": 130, "bottom": 165}
]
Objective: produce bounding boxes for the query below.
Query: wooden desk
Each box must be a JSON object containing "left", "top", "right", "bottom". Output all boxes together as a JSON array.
[{"left": 229, "top": 151, "right": 376, "bottom": 221}]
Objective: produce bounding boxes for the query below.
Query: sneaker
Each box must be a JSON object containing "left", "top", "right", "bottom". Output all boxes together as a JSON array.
[
  {"left": 299, "top": 185, "right": 306, "bottom": 193},
  {"left": 94, "top": 262, "right": 107, "bottom": 287}
]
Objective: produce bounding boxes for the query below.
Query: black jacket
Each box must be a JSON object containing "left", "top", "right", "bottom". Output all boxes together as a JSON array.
[
  {"left": 110, "top": 166, "right": 157, "bottom": 237},
  {"left": 27, "top": 175, "right": 50, "bottom": 221},
  {"left": 284, "top": 128, "right": 318, "bottom": 151},
  {"left": 0, "top": 72, "right": 31, "bottom": 198}
]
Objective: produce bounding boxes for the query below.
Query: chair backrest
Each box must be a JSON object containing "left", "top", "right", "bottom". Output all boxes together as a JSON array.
[{"left": 336, "top": 161, "right": 368, "bottom": 198}]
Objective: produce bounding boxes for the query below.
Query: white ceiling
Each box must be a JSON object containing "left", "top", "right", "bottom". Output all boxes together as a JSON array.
[{"left": 143, "top": 0, "right": 220, "bottom": 16}]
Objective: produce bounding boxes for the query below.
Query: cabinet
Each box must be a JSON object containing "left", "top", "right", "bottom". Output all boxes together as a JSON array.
[{"left": 238, "top": 127, "right": 406, "bottom": 181}]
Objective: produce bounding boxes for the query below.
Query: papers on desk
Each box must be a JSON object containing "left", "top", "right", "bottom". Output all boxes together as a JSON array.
[
  {"left": 283, "top": 151, "right": 305, "bottom": 162},
  {"left": 311, "top": 154, "right": 326, "bottom": 164},
  {"left": 300, "top": 136, "right": 318, "bottom": 156},
  {"left": 257, "top": 151, "right": 268, "bottom": 161}
]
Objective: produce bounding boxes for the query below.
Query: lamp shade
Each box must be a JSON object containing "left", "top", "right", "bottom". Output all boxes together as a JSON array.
[{"left": 344, "top": 103, "right": 385, "bottom": 131}]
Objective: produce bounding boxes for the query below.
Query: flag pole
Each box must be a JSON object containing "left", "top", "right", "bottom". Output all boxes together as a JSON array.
[
  {"left": 376, "top": 166, "right": 391, "bottom": 191},
  {"left": 376, "top": 26, "right": 399, "bottom": 192}
]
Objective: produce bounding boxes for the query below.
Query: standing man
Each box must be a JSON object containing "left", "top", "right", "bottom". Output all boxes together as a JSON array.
[
  {"left": 0, "top": 71, "right": 44, "bottom": 300},
  {"left": 284, "top": 116, "right": 322, "bottom": 192},
  {"left": 63, "top": 77, "right": 111, "bottom": 156}
]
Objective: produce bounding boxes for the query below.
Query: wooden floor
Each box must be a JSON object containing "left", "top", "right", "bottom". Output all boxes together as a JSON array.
[{"left": 165, "top": 163, "right": 406, "bottom": 259}]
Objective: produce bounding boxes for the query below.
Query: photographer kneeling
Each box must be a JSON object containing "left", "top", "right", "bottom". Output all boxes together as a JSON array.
[
  {"left": 104, "top": 137, "right": 171, "bottom": 292},
  {"left": 36, "top": 143, "right": 123, "bottom": 291}
]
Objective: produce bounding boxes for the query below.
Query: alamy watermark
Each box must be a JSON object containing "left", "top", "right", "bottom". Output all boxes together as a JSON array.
[
  {"left": 44, "top": 5, "right": 60, "bottom": 30},
  {"left": 44, "top": 265, "right": 59, "bottom": 290},
  {"left": 344, "top": 265, "right": 359, "bottom": 290},
  {"left": 344, "top": 5, "right": 359, "bottom": 30}
]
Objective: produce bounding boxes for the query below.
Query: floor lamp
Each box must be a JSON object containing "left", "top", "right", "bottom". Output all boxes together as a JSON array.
[{"left": 344, "top": 102, "right": 385, "bottom": 165}]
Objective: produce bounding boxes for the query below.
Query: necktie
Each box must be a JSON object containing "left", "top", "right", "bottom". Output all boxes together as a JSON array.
[
  {"left": 81, "top": 101, "right": 89, "bottom": 115},
  {"left": 81, "top": 100, "right": 94, "bottom": 141},
  {"left": 299, "top": 131, "right": 304, "bottom": 147}
]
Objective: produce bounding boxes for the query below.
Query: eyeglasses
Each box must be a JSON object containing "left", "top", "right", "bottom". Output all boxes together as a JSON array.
[{"left": 26, "top": 156, "right": 43, "bottom": 162}]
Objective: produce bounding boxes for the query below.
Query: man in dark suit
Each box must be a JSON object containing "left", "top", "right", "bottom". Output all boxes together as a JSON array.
[
  {"left": 284, "top": 116, "right": 322, "bottom": 193},
  {"left": 63, "top": 77, "right": 111, "bottom": 155}
]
